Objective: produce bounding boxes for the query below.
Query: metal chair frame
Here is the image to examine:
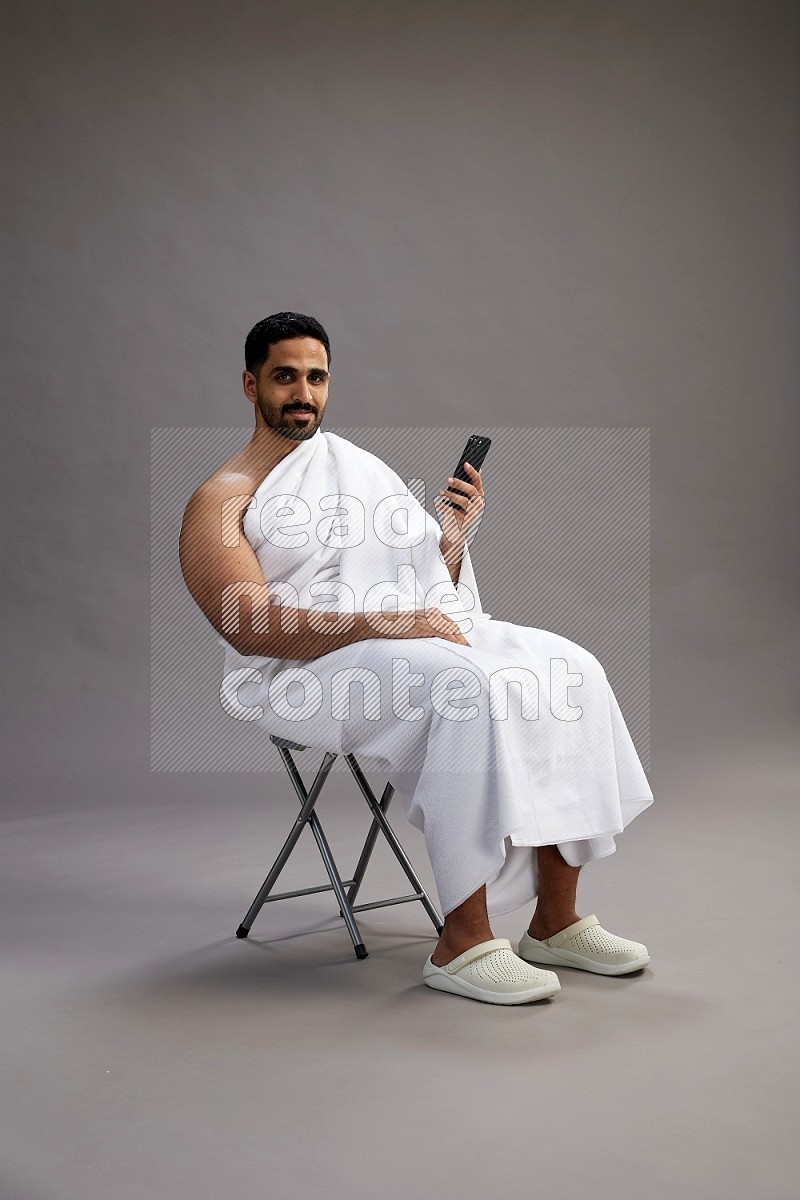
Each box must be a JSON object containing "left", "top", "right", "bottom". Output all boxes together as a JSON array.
[{"left": 235, "top": 735, "right": 444, "bottom": 959}]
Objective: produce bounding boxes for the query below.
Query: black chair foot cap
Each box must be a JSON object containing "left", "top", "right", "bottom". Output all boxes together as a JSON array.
[
  {"left": 354, "top": 944, "right": 369, "bottom": 959},
  {"left": 235, "top": 925, "right": 249, "bottom": 939}
]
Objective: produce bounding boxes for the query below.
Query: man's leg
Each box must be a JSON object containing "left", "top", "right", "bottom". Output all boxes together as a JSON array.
[
  {"left": 430, "top": 885, "right": 493, "bottom": 967},
  {"left": 527, "top": 843, "right": 582, "bottom": 939},
  {"left": 430, "top": 843, "right": 584, "bottom": 965}
]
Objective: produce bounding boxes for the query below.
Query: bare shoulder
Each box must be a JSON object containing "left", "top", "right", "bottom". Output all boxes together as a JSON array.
[
  {"left": 178, "top": 451, "right": 269, "bottom": 613},
  {"left": 183, "top": 452, "right": 260, "bottom": 519}
]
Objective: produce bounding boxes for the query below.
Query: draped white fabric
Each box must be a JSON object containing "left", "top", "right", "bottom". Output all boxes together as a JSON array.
[{"left": 219, "top": 430, "right": 654, "bottom": 918}]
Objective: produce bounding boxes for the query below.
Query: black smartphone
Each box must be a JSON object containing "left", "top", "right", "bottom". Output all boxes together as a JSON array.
[{"left": 439, "top": 434, "right": 492, "bottom": 506}]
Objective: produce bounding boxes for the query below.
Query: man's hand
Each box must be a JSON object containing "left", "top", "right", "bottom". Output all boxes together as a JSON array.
[
  {"left": 365, "top": 606, "right": 471, "bottom": 646},
  {"left": 433, "top": 460, "right": 485, "bottom": 577}
]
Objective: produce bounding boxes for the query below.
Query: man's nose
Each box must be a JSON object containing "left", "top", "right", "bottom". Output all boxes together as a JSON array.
[{"left": 293, "top": 380, "right": 315, "bottom": 404}]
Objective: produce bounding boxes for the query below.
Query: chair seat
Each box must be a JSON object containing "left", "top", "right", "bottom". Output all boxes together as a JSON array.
[{"left": 269, "top": 735, "right": 308, "bottom": 751}]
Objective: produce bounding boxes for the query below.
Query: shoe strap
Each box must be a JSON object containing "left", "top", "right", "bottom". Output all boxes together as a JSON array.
[
  {"left": 549, "top": 914, "right": 599, "bottom": 948},
  {"left": 445, "top": 938, "right": 513, "bottom": 974}
]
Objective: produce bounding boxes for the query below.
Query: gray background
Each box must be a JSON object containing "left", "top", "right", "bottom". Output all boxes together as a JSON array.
[
  {"left": 2, "top": 2, "right": 798, "bottom": 1199},
  {"left": 3, "top": 0, "right": 797, "bottom": 788}
]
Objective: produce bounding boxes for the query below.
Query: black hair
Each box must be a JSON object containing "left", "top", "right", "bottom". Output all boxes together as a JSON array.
[{"left": 244, "top": 311, "right": 331, "bottom": 376}]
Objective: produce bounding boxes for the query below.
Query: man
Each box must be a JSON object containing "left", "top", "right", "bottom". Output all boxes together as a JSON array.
[{"left": 179, "top": 311, "right": 654, "bottom": 1006}]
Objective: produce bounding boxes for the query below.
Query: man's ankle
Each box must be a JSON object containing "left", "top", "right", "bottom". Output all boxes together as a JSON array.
[
  {"left": 432, "top": 927, "right": 494, "bottom": 965},
  {"left": 527, "top": 912, "right": 581, "bottom": 939}
]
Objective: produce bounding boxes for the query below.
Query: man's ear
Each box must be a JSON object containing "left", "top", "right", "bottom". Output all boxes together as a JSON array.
[{"left": 242, "top": 369, "right": 257, "bottom": 405}]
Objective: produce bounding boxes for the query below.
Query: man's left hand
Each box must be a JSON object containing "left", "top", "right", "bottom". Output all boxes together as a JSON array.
[{"left": 433, "top": 461, "right": 485, "bottom": 553}]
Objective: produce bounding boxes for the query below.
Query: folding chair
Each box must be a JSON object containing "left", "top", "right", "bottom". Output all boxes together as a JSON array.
[{"left": 235, "top": 735, "right": 444, "bottom": 959}]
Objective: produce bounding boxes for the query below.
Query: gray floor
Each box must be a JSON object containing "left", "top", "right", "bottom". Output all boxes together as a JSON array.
[{"left": 2, "top": 738, "right": 798, "bottom": 1200}]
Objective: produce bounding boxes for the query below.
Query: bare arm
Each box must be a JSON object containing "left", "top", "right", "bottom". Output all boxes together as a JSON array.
[
  {"left": 178, "top": 475, "right": 469, "bottom": 661},
  {"left": 439, "top": 534, "right": 465, "bottom": 586}
]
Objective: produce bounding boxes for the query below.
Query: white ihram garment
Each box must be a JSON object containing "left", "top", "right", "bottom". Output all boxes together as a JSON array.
[{"left": 219, "top": 429, "right": 654, "bottom": 919}]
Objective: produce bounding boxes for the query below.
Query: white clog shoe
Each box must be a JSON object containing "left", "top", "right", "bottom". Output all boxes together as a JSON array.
[
  {"left": 423, "top": 937, "right": 561, "bottom": 1005},
  {"left": 518, "top": 915, "right": 650, "bottom": 976}
]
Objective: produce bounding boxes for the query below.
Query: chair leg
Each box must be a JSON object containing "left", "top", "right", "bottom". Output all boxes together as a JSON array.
[
  {"left": 306, "top": 811, "right": 368, "bottom": 959},
  {"left": 344, "top": 754, "right": 444, "bottom": 935},
  {"left": 345, "top": 781, "right": 393, "bottom": 908},
  {"left": 236, "top": 748, "right": 337, "bottom": 939}
]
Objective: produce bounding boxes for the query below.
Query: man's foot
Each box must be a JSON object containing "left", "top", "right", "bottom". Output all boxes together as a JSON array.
[
  {"left": 423, "top": 939, "right": 561, "bottom": 1005},
  {"left": 518, "top": 914, "right": 650, "bottom": 976}
]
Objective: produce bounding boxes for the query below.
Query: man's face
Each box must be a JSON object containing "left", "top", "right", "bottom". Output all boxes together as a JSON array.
[{"left": 245, "top": 337, "right": 330, "bottom": 442}]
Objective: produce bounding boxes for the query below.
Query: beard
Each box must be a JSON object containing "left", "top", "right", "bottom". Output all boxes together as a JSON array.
[{"left": 258, "top": 397, "right": 323, "bottom": 441}]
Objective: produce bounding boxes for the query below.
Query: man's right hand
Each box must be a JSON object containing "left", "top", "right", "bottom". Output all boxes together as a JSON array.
[{"left": 362, "top": 607, "right": 471, "bottom": 647}]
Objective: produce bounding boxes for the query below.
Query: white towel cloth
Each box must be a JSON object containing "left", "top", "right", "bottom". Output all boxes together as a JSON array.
[{"left": 219, "top": 429, "right": 654, "bottom": 918}]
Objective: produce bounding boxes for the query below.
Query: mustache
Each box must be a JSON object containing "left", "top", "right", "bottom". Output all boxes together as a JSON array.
[{"left": 285, "top": 404, "right": 316, "bottom": 412}]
